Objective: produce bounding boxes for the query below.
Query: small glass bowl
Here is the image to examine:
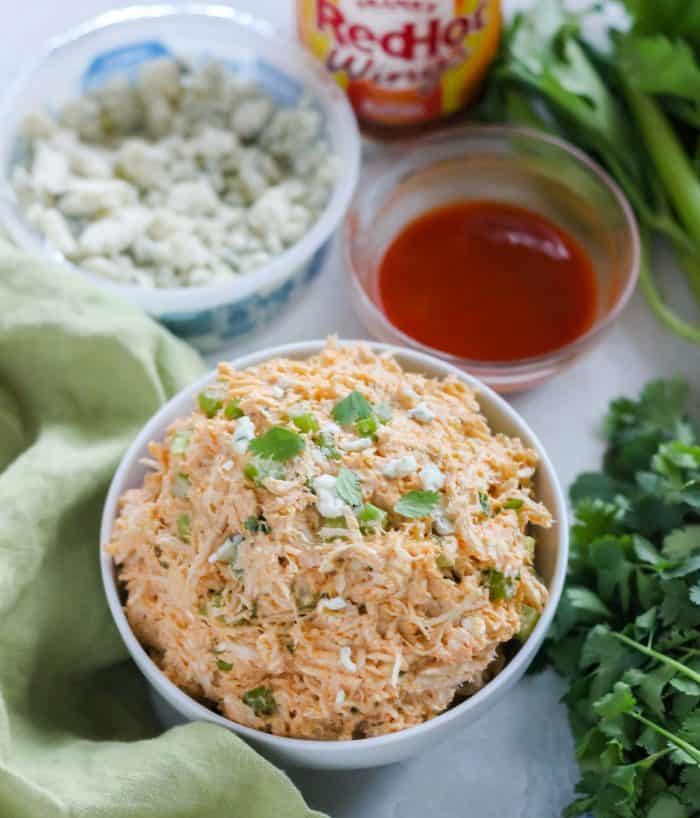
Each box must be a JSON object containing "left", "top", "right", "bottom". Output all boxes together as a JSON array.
[{"left": 344, "top": 126, "right": 639, "bottom": 392}]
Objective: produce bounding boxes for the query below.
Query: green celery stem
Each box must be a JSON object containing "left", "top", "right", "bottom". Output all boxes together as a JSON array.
[
  {"left": 676, "top": 244, "right": 700, "bottom": 306},
  {"left": 623, "top": 83, "right": 700, "bottom": 244},
  {"left": 637, "top": 240, "right": 700, "bottom": 345}
]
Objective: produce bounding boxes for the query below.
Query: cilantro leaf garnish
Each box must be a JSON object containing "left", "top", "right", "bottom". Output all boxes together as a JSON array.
[
  {"left": 242, "top": 686, "right": 277, "bottom": 716},
  {"left": 216, "top": 659, "right": 233, "bottom": 672},
  {"left": 332, "top": 391, "right": 373, "bottom": 426},
  {"left": 248, "top": 426, "right": 304, "bottom": 461},
  {"left": 336, "top": 466, "right": 362, "bottom": 508},
  {"left": 394, "top": 490, "right": 439, "bottom": 518}
]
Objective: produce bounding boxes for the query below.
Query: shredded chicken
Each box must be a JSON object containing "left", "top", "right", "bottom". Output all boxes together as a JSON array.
[{"left": 106, "top": 340, "right": 551, "bottom": 739}]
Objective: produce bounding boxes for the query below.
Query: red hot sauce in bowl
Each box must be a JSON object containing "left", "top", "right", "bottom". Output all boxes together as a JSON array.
[{"left": 377, "top": 200, "right": 598, "bottom": 362}]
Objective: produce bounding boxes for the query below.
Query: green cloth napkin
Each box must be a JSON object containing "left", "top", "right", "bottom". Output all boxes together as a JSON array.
[{"left": 0, "top": 243, "right": 325, "bottom": 818}]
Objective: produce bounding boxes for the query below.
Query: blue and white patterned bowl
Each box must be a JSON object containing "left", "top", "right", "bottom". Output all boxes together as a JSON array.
[
  {"left": 160, "top": 244, "right": 329, "bottom": 353},
  {"left": 0, "top": 5, "right": 360, "bottom": 352}
]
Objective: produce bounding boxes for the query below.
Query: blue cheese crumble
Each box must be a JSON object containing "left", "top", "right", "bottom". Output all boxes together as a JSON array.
[{"left": 13, "top": 58, "right": 338, "bottom": 288}]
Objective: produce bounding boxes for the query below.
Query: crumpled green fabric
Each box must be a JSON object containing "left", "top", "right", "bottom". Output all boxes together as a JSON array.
[{"left": 0, "top": 243, "right": 325, "bottom": 818}]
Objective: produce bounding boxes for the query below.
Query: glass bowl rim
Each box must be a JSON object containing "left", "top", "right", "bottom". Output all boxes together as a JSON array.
[{"left": 344, "top": 123, "right": 641, "bottom": 374}]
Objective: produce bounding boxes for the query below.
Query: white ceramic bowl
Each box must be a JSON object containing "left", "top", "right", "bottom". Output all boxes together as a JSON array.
[
  {"left": 0, "top": 5, "right": 361, "bottom": 352},
  {"left": 100, "top": 340, "right": 568, "bottom": 769}
]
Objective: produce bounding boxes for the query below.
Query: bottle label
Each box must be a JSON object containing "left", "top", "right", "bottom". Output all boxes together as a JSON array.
[{"left": 297, "top": 0, "right": 501, "bottom": 125}]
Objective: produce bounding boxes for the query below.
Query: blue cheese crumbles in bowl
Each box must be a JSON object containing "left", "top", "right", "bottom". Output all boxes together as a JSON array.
[
  {"left": 101, "top": 340, "right": 568, "bottom": 767},
  {"left": 0, "top": 6, "right": 360, "bottom": 351}
]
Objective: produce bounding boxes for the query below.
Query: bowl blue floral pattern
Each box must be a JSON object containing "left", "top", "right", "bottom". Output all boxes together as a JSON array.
[{"left": 161, "top": 243, "right": 328, "bottom": 352}]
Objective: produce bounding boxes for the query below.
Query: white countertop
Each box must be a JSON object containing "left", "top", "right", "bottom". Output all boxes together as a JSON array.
[{"left": 6, "top": 1, "right": 699, "bottom": 815}]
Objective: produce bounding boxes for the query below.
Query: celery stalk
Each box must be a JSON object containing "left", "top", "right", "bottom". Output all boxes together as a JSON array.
[
  {"left": 623, "top": 85, "right": 700, "bottom": 245},
  {"left": 624, "top": 82, "right": 700, "bottom": 315},
  {"left": 676, "top": 244, "right": 700, "bottom": 306},
  {"left": 637, "top": 241, "right": 700, "bottom": 346}
]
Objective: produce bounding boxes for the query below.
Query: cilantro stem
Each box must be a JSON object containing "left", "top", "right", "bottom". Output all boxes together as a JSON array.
[
  {"left": 657, "top": 632, "right": 700, "bottom": 652},
  {"left": 637, "top": 748, "right": 671, "bottom": 767},
  {"left": 629, "top": 712, "right": 700, "bottom": 765},
  {"left": 611, "top": 631, "right": 700, "bottom": 685}
]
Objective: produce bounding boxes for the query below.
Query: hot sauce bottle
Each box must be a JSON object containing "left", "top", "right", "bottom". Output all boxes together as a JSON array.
[{"left": 296, "top": 0, "right": 501, "bottom": 129}]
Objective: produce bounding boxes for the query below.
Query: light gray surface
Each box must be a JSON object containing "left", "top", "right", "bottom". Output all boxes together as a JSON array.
[
  {"left": 287, "top": 672, "right": 578, "bottom": 818},
  {"left": 4, "top": 1, "right": 699, "bottom": 816}
]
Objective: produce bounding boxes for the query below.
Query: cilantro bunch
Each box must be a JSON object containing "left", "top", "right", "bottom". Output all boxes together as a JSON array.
[
  {"left": 543, "top": 379, "right": 700, "bottom": 817},
  {"left": 479, "top": 0, "right": 700, "bottom": 345}
]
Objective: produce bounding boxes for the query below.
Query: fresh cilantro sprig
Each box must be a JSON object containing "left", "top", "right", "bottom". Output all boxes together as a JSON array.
[
  {"left": 542, "top": 379, "right": 700, "bottom": 818},
  {"left": 336, "top": 466, "right": 362, "bottom": 508},
  {"left": 332, "top": 391, "right": 373, "bottom": 426},
  {"left": 394, "top": 490, "right": 439, "bottom": 519},
  {"left": 248, "top": 426, "right": 304, "bottom": 462}
]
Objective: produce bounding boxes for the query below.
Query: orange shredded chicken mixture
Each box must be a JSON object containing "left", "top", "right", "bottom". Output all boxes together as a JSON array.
[{"left": 106, "top": 341, "right": 551, "bottom": 739}]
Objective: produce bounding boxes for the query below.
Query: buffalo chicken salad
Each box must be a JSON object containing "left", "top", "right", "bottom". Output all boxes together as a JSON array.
[{"left": 105, "top": 341, "right": 551, "bottom": 739}]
